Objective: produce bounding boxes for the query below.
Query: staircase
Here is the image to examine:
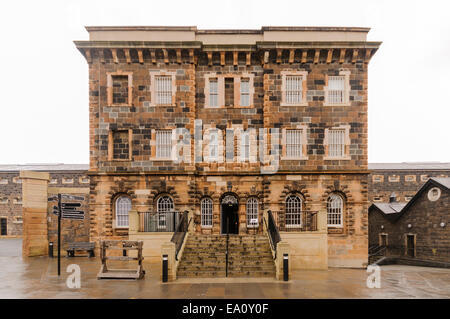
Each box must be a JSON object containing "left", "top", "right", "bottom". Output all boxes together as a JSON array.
[{"left": 177, "top": 234, "right": 276, "bottom": 278}]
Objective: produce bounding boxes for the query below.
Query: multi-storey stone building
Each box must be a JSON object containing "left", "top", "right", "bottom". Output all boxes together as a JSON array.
[
  {"left": 75, "top": 26, "right": 380, "bottom": 270},
  {"left": 368, "top": 162, "right": 450, "bottom": 203}
]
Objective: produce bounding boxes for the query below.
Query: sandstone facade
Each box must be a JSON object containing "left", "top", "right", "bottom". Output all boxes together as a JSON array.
[{"left": 76, "top": 26, "right": 380, "bottom": 268}]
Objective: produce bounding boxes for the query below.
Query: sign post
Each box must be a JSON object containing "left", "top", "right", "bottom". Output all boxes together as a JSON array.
[{"left": 57, "top": 193, "right": 61, "bottom": 276}]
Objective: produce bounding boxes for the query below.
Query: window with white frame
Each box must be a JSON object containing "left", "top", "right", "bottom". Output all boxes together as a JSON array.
[
  {"left": 241, "top": 131, "right": 250, "bottom": 161},
  {"left": 285, "top": 195, "right": 302, "bottom": 227},
  {"left": 327, "top": 194, "right": 343, "bottom": 227},
  {"left": 156, "top": 130, "right": 172, "bottom": 158},
  {"left": 201, "top": 198, "right": 213, "bottom": 227},
  {"left": 240, "top": 78, "right": 250, "bottom": 107},
  {"left": 157, "top": 195, "right": 174, "bottom": 229},
  {"left": 327, "top": 76, "right": 345, "bottom": 104},
  {"left": 246, "top": 198, "right": 259, "bottom": 228},
  {"left": 328, "top": 129, "right": 345, "bottom": 158},
  {"left": 209, "top": 131, "right": 218, "bottom": 161},
  {"left": 115, "top": 196, "right": 131, "bottom": 228},
  {"left": 155, "top": 75, "right": 172, "bottom": 105},
  {"left": 209, "top": 78, "right": 219, "bottom": 107},
  {"left": 285, "top": 75, "right": 303, "bottom": 104},
  {"left": 286, "top": 129, "right": 303, "bottom": 158}
]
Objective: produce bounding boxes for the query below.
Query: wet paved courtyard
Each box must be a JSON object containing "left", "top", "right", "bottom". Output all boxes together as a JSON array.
[{"left": 0, "top": 238, "right": 449, "bottom": 298}]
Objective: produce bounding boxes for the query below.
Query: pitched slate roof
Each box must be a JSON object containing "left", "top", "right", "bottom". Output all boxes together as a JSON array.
[{"left": 370, "top": 202, "right": 406, "bottom": 215}]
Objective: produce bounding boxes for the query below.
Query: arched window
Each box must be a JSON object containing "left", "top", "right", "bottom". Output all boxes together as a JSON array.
[
  {"left": 327, "top": 194, "right": 343, "bottom": 227},
  {"left": 201, "top": 198, "right": 213, "bottom": 227},
  {"left": 157, "top": 195, "right": 174, "bottom": 229},
  {"left": 285, "top": 195, "right": 302, "bottom": 227},
  {"left": 246, "top": 198, "right": 259, "bottom": 228},
  {"left": 115, "top": 196, "right": 131, "bottom": 228}
]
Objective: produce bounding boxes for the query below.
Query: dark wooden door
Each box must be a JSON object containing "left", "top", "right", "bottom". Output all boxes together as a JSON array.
[
  {"left": 0, "top": 218, "right": 7, "bottom": 235},
  {"left": 407, "top": 235, "right": 415, "bottom": 257}
]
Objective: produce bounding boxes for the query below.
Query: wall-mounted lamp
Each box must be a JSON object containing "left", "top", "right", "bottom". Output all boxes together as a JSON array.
[
  {"left": 381, "top": 225, "right": 384, "bottom": 229},
  {"left": 407, "top": 224, "right": 412, "bottom": 229},
  {"left": 440, "top": 222, "right": 446, "bottom": 228}
]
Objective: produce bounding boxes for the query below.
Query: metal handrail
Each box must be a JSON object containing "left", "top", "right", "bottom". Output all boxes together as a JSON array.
[
  {"left": 264, "top": 210, "right": 281, "bottom": 260},
  {"left": 171, "top": 211, "right": 191, "bottom": 261}
]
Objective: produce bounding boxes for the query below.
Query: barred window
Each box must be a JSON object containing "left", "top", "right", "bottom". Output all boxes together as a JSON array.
[
  {"left": 327, "top": 194, "right": 343, "bottom": 227},
  {"left": 240, "top": 78, "right": 250, "bottom": 106},
  {"left": 209, "top": 131, "right": 218, "bottom": 161},
  {"left": 286, "top": 129, "right": 303, "bottom": 158},
  {"left": 155, "top": 75, "right": 172, "bottom": 104},
  {"left": 157, "top": 195, "right": 174, "bottom": 229},
  {"left": 286, "top": 195, "right": 302, "bottom": 227},
  {"left": 209, "top": 78, "right": 219, "bottom": 107},
  {"left": 201, "top": 198, "right": 213, "bottom": 227},
  {"left": 285, "top": 75, "right": 303, "bottom": 104},
  {"left": 241, "top": 131, "right": 250, "bottom": 161},
  {"left": 328, "top": 129, "right": 345, "bottom": 158},
  {"left": 156, "top": 130, "right": 172, "bottom": 158},
  {"left": 327, "top": 76, "right": 345, "bottom": 104},
  {"left": 115, "top": 196, "right": 131, "bottom": 228},
  {"left": 246, "top": 198, "right": 259, "bottom": 228}
]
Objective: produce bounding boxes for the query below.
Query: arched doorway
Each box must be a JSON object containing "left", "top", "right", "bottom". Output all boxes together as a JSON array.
[{"left": 221, "top": 194, "right": 239, "bottom": 234}]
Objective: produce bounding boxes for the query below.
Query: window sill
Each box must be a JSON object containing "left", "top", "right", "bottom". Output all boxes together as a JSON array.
[
  {"left": 201, "top": 225, "right": 213, "bottom": 229},
  {"left": 322, "top": 103, "right": 350, "bottom": 107},
  {"left": 151, "top": 104, "right": 177, "bottom": 107},
  {"left": 281, "top": 156, "right": 309, "bottom": 161},
  {"left": 151, "top": 157, "right": 174, "bottom": 161},
  {"left": 327, "top": 225, "right": 343, "bottom": 228},
  {"left": 280, "top": 102, "right": 308, "bottom": 107},
  {"left": 109, "top": 103, "right": 133, "bottom": 107},
  {"left": 323, "top": 156, "right": 351, "bottom": 161},
  {"left": 108, "top": 159, "right": 131, "bottom": 162}
]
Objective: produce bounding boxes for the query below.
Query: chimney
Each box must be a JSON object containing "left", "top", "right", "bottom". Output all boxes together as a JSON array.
[{"left": 389, "top": 192, "right": 396, "bottom": 203}]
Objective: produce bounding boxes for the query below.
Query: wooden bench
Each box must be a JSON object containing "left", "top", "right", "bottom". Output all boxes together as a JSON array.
[{"left": 67, "top": 242, "right": 95, "bottom": 257}]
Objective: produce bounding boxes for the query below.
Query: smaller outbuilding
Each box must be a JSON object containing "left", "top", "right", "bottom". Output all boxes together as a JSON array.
[{"left": 369, "top": 178, "right": 449, "bottom": 267}]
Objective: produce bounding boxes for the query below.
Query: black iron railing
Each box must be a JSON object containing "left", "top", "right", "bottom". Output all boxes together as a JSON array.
[
  {"left": 264, "top": 210, "right": 281, "bottom": 259},
  {"left": 170, "top": 211, "right": 191, "bottom": 260},
  {"left": 138, "top": 211, "right": 182, "bottom": 232},
  {"left": 270, "top": 210, "right": 318, "bottom": 232}
]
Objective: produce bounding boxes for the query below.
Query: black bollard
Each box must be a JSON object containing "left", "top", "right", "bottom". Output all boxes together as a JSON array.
[
  {"left": 49, "top": 242, "right": 54, "bottom": 258},
  {"left": 162, "top": 254, "right": 168, "bottom": 283},
  {"left": 283, "top": 254, "right": 289, "bottom": 281}
]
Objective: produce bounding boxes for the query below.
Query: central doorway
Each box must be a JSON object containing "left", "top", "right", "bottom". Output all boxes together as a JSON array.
[{"left": 221, "top": 194, "right": 239, "bottom": 234}]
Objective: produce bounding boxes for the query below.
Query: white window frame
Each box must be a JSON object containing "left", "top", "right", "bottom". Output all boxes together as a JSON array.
[
  {"left": 327, "top": 194, "right": 343, "bottom": 227},
  {"left": 149, "top": 71, "right": 176, "bottom": 106},
  {"left": 281, "top": 70, "right": 308, "bottom": 106},
  {"left": 285, "top": 195, "right": 302, "bottom": 228},
  {"left": 209, "top": 77, "right": 219, "bottom": 108},
  {"left": 201, "top": 198, "right": 213, "bottom": 228},
  {"left": 324, "top": 125, "right": 351, "bottom": 160},
  {"left": 324, "top": 70, "right": 350, "bottom": 106},
  {"left": 246, "top": 198, "right": 259, "bottom": 228},
  {"left": 157, "top": 195, "right": 174, "bottom": 230},
  {"left": 156, "top": 130, "right": 173, "bottom": 159},
  {"left": 240, "top": 78, "right": 251, "bottom": 107},
  {"left": 115, "top": 196, "right": 131, "bottom": 228},
  {"left": 286, "top": 129, "right": 303, "bottom": 158}
]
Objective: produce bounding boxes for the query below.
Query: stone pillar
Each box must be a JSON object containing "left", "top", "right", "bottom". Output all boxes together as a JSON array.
[
  {"left": 129, "top": 210, "right": 138, "bottom": 234},
  {"left": 161, "top": 241, "right": 176, "bottom": 281},
  {"left": 275, "top": 241, "right": 290, "bottom": 280},
  {"left": 20, "top": 171, "right": 49, "bottom": 257}
]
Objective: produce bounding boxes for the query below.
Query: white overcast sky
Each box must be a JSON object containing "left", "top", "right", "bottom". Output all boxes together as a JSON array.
[{"left": 0, "top": 0, "right": 449, "bottom": 165}]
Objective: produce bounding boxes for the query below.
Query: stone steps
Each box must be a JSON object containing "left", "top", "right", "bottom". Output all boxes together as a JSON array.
[{"left": 177, "top": 234, "right": 276, "bottom": 278}]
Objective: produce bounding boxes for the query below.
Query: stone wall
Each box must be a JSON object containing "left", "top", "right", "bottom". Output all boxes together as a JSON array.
[
  {"left": 368, "top": 169, "right": 449, "bottom": 203},
  {"left": 0, "top": 170, "right": 89, "bottom": 236}
]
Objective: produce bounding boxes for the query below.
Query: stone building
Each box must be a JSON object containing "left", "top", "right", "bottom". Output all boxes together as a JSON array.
[
  {"left": 74, "top": 26, "right": 380, "bottom": 272},
  {"left": 0, "top": 164, "right": 89, "bottom": 240},
  {"left": 368, "top": 162, "right": 450, "bottom": 203},
  {"left": 369, "top": 177, "right": 450, "bottom": 266}
]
